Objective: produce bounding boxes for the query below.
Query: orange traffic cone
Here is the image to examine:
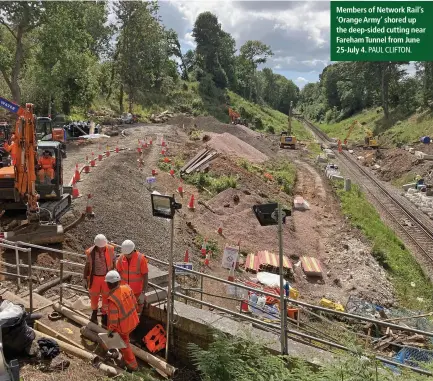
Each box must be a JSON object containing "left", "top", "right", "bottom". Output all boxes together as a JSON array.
[
  {"left": 106, "top": 146, "right": 110, "bottom": 157},
  {"left": 169, "top": 168, "right": 175, "bottom": 177},
  {"left": 177, "top": 182, "right": 184, "bottom": 197},
  {"left": 74, "top": 164, "right": 80, "bottom": 182},
  {"left": 116, "top": 146, "right": 119, "bottom": 153},
  {"left": 163, "top": 157, "right": 170, "bottom": 163},
  {"left": 151, "top": 169, "right": 157, "bottom": 176},
  {"left": 137, "top": 147, "right": 142, "bottom": 154},
  {"left": 72, "top": 179, "right": 80, "bottom": 199},
  {"left": 161, "top": 148, "right": 166, "bottom": 155},
  {"left": 149, "top": 138, "right": 152, "bottom": 145},
  {"left": 188, "top": 195, "right": 195, "bottom": 210},
  {"left": 86, "top": 194, "right": 94, "bottom": 216},
  {"left": 184, "top": 248, "right": 189, "bottom": 262},
  {"left": 98, "top": 153, "right": 103, "bottom": 161},
  {"left": 228, "top": 262, "right": 235, "bottom": 282},
  {"left": 201, "top": 238, "right": 207, "bottom": 258},
  {"left": 217, "top": 226, "right": 223, "bottom": 235},
  {"left": 90, "top": 153, "right": 96, "bottom": 167},
  {"left": 84, "top": 156, "right": 90, "bottom": 174}
]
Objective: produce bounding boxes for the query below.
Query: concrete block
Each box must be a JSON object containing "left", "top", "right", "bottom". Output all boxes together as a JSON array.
[
  {"left": 330, "top": 174, "right": 344, "bottom": 181},
  {"left": 316, "top": 154, "right": 327, "bottom": 163},
  {"left": 415, "top": 151, "right": 426, "bottom": 159},
  {"left": 148, "top": 263, "right": 168, "bottom": 286},
  {"left": 326, "top": 152, "right": 336, "bottom": 159},
  {"left": 402, "top": 183, "right": 416, "bottom": 191},
  {"left": 424, "top": 154, "right": 433, "bottom": 161}
]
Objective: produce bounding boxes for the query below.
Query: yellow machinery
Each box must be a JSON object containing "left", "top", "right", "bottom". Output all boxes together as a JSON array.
[
  {"left": 319, "top": 298, "right": 345, "bottom": 312},
  {"left": 343, "top": 120, "right": 379, "bottom": 149},
  {"left": 280, "top": 101, "right": 296, "bottom": 149},
  {"left": 279, "top": 132, "right": 297, "bottom": 149}
]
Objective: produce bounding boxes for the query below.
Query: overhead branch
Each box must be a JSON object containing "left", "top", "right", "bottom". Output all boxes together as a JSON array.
[{"left": 0, "top": 20, "right": 17, "bottom": 40}]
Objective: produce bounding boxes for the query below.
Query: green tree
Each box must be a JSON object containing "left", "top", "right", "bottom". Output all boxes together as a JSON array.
[
  {"left": 239, "top": 40, "right": 273, "bottom": 100},
  {"left": 35, "top": 1, "right": 110, "bottom": 114},
  {"left": 0, "top": 1, "right": 44, "bottom": 103}
]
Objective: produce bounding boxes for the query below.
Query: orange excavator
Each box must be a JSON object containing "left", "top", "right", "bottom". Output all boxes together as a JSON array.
[{"left": 0, "top": 96, "right": 72, "bottom": 244}]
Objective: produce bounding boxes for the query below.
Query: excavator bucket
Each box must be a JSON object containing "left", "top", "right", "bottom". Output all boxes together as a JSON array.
[{"left": 3, "top": 221, "right": 64, "bottom": 245}]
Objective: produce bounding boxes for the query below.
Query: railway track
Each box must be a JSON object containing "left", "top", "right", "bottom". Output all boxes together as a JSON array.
[{"left": 301, "top": 117, "right": 433, "bottom": 281}]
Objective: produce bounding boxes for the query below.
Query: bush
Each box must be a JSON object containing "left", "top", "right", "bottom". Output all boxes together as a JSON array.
[
  {"left": 199, "top": 74, "right": 217, "bottom": 98},
  {"left": 267, "top": 125, "right": 275, "bottom": 134},
  {"left": 255, "top": 117, "right": 263, "bottom": 130}
]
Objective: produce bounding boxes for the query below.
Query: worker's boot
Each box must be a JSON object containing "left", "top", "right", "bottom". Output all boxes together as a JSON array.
[
  {"left": 90, "top": 310, "right": 98, "bottom": 324},
  {"left": 101, "top": 314, "right": 107, "bottom": 328}
]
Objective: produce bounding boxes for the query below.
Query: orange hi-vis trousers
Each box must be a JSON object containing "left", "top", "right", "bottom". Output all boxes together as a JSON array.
[
  {"left": 119, "top": 332, "right": 138, "bottom": 370},
  {"left": 88, "top": 275, "right": 109, "bottom": 314},
  {"left": 38, "top": 168, "right": 54, "bottom": 182}
]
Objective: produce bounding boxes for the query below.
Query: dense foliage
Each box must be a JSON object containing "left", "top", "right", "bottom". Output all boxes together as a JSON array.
[
  {"left": 0, "top": 1, "right": 299, "bottom": 119},
  {"left": 299, "top": 61, "right": 432, "bottom": 126},
  {"left": 189, "top": 330, "right": 433, "bottom": 381}
]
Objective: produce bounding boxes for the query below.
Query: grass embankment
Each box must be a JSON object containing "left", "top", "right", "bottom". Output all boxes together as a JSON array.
[
  {"left": 69, "top": 81, "right": 311, "bottom": 142},
  {"left": 318, "top": 109, "right": 382, "bottom": 142},
  {"left": 227, "top": 90, "right": 311, "bottom": 140},
  {"left": 337, "top": 183, "right": 433, "bottom": 310},
  {"left": 238, "top": 158, "right": 296, "bottom": 196},
  {"left": 318, "top": 108, "right": 433, "bottom": 147}
]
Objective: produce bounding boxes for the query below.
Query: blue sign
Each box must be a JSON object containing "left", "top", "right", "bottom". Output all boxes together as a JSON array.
[
  {"left": 146, "top": 176, "right": 156, "bottom": 184},
  {"left": 175, "top": 262, "right": 193, "bottom": 274},
  {"left": 0, "top": 97, "right": 19, "bottom": 114}
]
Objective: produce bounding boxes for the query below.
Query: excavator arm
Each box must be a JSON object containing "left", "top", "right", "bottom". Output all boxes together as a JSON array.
[
  {"left": 0, "top": 96, "right": 39, "bottom": 217},
  {"left": 343, "top": 120, "right": 359, "bottom": 144}
]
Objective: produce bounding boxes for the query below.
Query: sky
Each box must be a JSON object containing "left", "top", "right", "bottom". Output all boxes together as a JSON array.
[{"left": 157, "top": 1, "right": 332, "bottom": 89}]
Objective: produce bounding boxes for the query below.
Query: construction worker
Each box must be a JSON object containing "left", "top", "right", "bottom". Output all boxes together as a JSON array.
[
  {"left": 116, "top": 240, "right": 149, "bottom": 314},
  {"left": 4, "top": 133, "right": 17, "bottom": 165},
  {"left": 337, "top": 139, "right": 342, "bottom": 153},
  {"left": 37, "top": 150, "right": 56, "bottom": 183},
  {"left": 83, "top": 234, "right": 115, "bottom": 326},
  {"left": 105, "top": 270, "right": 139, "bottom": 372}
]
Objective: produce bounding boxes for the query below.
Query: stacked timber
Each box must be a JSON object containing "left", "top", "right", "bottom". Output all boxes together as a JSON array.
[{"left": 180, "top": 148, "right": 219, "bottom": 174}]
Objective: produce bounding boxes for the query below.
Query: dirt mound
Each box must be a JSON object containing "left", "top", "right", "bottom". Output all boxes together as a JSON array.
[
  {"left": 169, "top": 115, "right": 278, "bottom": 156},
  {"left": 375, "top": 148, "right": 427, "bottom": 182},
  {"left": 206, "top": 132, "right": 268, "bottom": 163}
]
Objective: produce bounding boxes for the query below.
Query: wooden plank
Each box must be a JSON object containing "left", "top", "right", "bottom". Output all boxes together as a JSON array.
[
  {"left": 180, "top": 148, "right": 208, "bottom": 173},
  {"left": 300, "top": 256, "right": 323, "bottom": 277},
  {"left": 34, "top": 320, "right": 86, "bottom": 350},
  {"left": 194, "top": 153, "right": 219, "bottom": 172},
  {"left": 186, "top": 152, "right": 218, "bottom": 174}
]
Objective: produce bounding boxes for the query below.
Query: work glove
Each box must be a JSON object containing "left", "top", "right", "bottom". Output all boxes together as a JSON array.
[{"left": 82, "top": 279, "right": 88, "bottom": 290}]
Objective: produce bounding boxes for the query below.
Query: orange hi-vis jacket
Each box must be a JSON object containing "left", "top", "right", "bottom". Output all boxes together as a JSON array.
[
  {"left": 107, "top": 285, "right": 139, "bottom": 335},
  {"left": 38, "top": 156, "right": 56, "bottom": 169},
  {"left": 116, "top": 251, "right": 148, "bottom": 295},
  {"left": 85, "top": 245, "right": 115, "bottom": 287},
  {"left": 4, "top": 141, "right": 18, "bottom": 161}
]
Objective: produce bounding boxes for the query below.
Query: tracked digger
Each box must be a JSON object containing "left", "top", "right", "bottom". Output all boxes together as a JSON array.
[{"left": 0, "top": 97, "right": 72, "bottom": 244}]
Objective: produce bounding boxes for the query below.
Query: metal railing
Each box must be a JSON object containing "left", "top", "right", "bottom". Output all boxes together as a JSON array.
[
  {"left": 0, "top": 241, "right": 33, "bottom": 312},
  {"left": 1, "top": 239, "right": 432, "bottom": 375}
]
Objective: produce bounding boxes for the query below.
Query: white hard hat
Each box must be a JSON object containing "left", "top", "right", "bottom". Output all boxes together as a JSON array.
[
  {"left": 121, "top": 240, "right": 135, "bottom": 255},
  {"left": 94, "top": 234, "right": 107, "bottom": 248},
  {"left": 105, "top": 270, "right": 121, "bottom": 284}
]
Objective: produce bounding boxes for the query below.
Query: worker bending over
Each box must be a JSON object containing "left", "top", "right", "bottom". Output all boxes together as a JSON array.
[
  {"left": 83, "top": 234, "right": 115, "bottom": 326},
  {"left": 105, "top": 270, "right": 139, "bottom": 372},
  {"left": 3, "top": 133, "right": 17, "bottom": 165},
  {"left": 37, "top": 150, "right": 56, "bottom": 183},
  {"left": 116, "top": 240, "right": 149, "bottom": 314}
]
